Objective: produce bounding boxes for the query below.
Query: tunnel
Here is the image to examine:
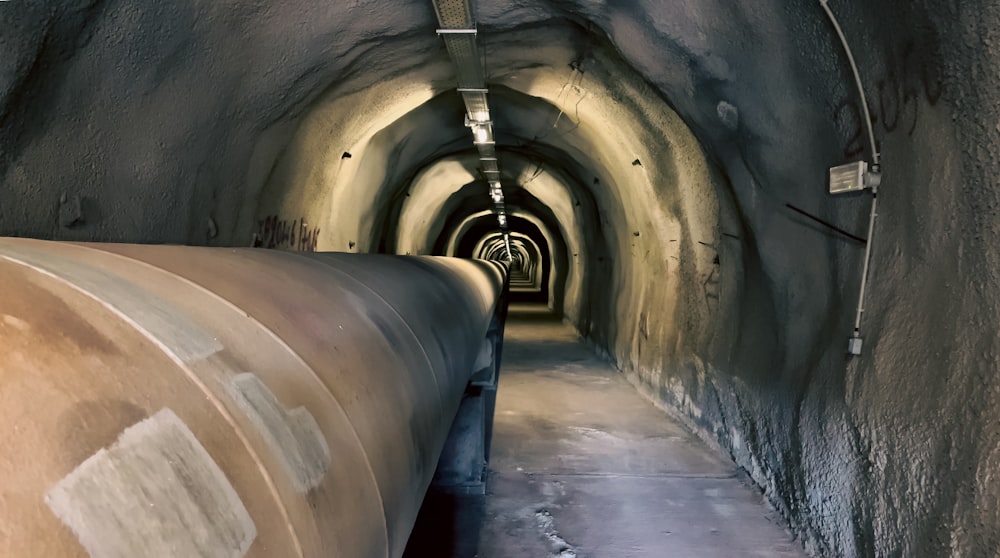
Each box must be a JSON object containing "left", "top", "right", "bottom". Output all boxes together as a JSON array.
[{"left": 1, "top": 0, "right": 999, "bottom": 557}]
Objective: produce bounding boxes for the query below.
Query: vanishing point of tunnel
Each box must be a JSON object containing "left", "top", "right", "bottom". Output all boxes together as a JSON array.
[{"left": 1, "top": 0, "right": 999, "bottom": 557}]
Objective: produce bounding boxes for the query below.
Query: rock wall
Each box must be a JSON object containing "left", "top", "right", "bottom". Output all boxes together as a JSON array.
[{"left": 1, "top": 0, "right": 998, "bottom": 556}]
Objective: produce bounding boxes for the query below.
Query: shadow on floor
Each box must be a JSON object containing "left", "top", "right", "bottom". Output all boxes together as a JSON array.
[
  {"left": 402, "top": 489, "right": 485, "bottom": 558},
  {"left": 403, "top": 305, "right": 555, "bottom": 558},
  {"left": 504, "top": 303, "right": 562, "bottom": 322}
]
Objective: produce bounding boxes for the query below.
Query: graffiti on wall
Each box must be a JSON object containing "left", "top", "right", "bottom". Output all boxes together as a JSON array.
[
  {"left": 834, "top": 30, "right": 944, "bottom": 158},
  {"left": 254, "top": 215, "right": 320, "bottom": 252},
  {"left": 696, "top": 241, "right": 721, "bottom": 312}
]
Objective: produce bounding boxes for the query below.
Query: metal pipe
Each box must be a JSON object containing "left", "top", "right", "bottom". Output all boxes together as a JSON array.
[
  {"left": 0, "top": 238, "right": 507, "bottom": 558},
  {"left": 818, "top": 0, "right": 879, "bottom": 166},
  {"left": 853, "top": 191, "right": 878, "bottom": 334},
  {"left": 818, "top": 0, "right": 882, "bottom": 353}
]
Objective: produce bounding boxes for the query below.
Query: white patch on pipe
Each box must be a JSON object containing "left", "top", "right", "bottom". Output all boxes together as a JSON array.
[
  {"left": 45, "top": 408, "right": 256, "bottom": 558},
  {"left": 0, "top": 245, "right": 222, "bottom": 362},
  {"left": 227, "top": 373, "right": 331, "bottom": 492},
  {"left": 1, "top": 314, "right": 29, "bottom": 331}
]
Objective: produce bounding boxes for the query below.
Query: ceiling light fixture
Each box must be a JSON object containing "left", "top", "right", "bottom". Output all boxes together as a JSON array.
[
  {"left": 473, "top": 125, "right": 490, "bottom": 144},
  {"left": 432, "top": 0, "right": 509, "bottom": 239}
]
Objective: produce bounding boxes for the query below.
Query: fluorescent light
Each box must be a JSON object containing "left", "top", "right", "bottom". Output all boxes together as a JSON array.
[
  {"left": 829, "top": 161, "right": 867, "bottom": 194},
  {"left": 473, "top": 126, "right": 489, "bottom": 143}
]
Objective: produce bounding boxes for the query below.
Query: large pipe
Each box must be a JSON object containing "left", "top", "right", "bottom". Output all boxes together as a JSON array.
[{"left": 0, "top": 238, "right": 507, "bottom": 558}]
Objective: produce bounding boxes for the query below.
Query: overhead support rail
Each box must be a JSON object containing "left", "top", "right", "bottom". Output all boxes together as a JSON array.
[{"left": 432, "top": 0, "right": 512, "bottom": 261}]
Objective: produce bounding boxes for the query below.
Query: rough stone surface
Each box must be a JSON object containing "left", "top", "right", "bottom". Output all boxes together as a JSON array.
[{"left": 2, "top": 0, "right": 999, "bottom": 556}]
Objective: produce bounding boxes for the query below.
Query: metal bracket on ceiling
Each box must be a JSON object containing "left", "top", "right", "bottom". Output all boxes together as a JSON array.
[{"left": 432, "top": 0, "right": 508, "bottom": 234}]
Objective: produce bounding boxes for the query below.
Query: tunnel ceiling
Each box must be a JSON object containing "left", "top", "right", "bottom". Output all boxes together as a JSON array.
[{"left": 3, "top": 1, "right": 1000, "bottom": 557}]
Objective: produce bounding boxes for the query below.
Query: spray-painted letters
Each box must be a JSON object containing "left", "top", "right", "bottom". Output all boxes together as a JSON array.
[
  {"left": 835, "top": 30, "right": 944, "bottom": 158},
  {"left": 255, "top": 215, "right": 319, "bottom": 252}
]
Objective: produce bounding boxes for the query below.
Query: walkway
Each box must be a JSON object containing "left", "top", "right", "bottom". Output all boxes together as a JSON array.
[{"left": 406, "top": 305, "right": 805, "bottom": 558}]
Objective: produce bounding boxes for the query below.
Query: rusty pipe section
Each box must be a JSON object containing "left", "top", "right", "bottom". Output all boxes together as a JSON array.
[{"left": 0, "top": 238, "right": 507, "bottom": 558}]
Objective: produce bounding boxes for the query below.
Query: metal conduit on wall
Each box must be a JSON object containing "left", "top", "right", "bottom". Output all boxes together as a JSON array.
[{"left": 0, "top": 238, "right": 507, "bottom": 558}]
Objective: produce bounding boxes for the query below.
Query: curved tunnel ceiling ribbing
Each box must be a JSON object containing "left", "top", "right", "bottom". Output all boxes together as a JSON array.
[
  {"left": 456, "top": 213, "right": 553, "bottom": 305},
  {"left": 476, "top": 232, "right": 544, "bottom": 290},
  {"left": 1, "top": 2, "right": 998, "bottom": 556}
]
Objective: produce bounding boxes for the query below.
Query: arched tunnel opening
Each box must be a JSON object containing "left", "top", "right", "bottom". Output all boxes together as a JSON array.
[
  {"left": 1, "top": 1, "right": 999, "bottom": 557},
  {"left": 457, "top": 215, "right": 553, "bottom": 306}
]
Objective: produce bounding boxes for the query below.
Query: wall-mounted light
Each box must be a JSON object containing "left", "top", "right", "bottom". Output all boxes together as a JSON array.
[
  {"left": 820, "top": 0, "right": 883, "bottom": 357},
  {"left": 829, "top": 161, "right": 881, "bottom": 194}
]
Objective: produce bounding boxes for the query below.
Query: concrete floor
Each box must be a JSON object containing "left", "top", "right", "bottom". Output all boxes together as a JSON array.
[{"left": 406, "top": 305, "right": 805, "bottom": 558}]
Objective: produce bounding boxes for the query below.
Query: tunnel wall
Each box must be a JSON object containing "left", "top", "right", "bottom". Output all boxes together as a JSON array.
[
  {"left": 579, "top": 2, "right": 1000, "bottom": 556},
  {"left": 0, "top": 1, "right": 453, "bottom": 246},
  {"left": 1, "top": 1, "right": 999, "bottom": 557}
]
